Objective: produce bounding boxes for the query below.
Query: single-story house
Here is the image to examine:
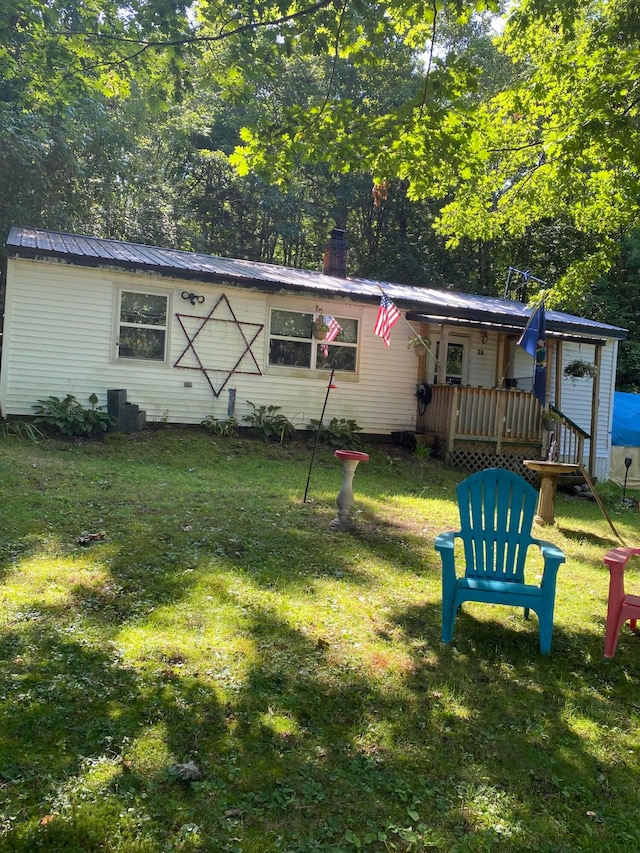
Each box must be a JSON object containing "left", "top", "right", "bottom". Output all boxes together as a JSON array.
[{"left": 1, "top": 226, "right": 627, "bottom": 482}]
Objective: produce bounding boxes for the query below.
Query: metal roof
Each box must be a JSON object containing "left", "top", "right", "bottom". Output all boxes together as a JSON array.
[{"left": 6, "top": 226, "right": 627, "bottom": 342}]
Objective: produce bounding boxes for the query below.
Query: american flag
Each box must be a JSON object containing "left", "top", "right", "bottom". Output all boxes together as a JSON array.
[
  {"left": 324, "top": 315, "right": 342, "bottom": 343},
  {"left": 321, "top": 315, "right": 342, "bottom": 356},
  {"left": 373, "top": 293, "right": 401, "bottom": 347}
]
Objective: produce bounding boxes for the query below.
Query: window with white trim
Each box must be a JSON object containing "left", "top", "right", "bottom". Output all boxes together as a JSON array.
[
  {"left": 268, "top": 309, "right": 358, "bottom": 372},
  {"left": 117, "top": 290, "right": 168, "bottom": 361}
]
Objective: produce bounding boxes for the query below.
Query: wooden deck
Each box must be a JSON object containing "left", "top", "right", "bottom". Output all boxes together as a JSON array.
[{"left": 419, "top": 386, "right": 588, "bottom": 475}]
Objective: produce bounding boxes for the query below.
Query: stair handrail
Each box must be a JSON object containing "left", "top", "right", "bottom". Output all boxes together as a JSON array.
[{"left": 549, "top": 403, "right": 590, "bottom": 439}]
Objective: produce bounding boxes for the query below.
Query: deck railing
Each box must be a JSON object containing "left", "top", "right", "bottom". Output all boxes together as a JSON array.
[
  {"left": 547, "top": 404, "right": 588, "bottom": 466},
  {"left": 421, "top": 385, "right": 587, "bottom": 465}
]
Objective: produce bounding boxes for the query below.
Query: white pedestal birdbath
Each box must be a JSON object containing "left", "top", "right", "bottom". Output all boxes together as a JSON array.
[{"left": 330, "top": 449, "right": 370, "bottom": 531}]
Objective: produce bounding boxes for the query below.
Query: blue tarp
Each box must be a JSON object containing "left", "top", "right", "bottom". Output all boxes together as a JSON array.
[{"left": 612, "top": 391, "right": 640, "bottom": 446}]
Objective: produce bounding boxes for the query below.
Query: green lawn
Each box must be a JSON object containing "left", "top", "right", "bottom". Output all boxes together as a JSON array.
[{"left": 0, "top": 428, "right": 639, "bottom": 852}]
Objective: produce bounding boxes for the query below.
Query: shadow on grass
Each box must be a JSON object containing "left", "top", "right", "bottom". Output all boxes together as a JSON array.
[
  {"left": 391, "top": 598, "right": 640, "bottom": 843},
  {"left": 6, "top": 589, "right": 639, "bottom": 852},
  {"left": 3, "top": 604, "right": 603, "bottom": 850},
  {"left": 556, "top": 524, "right": 621, "bottom": 549},
  {"left": 2, "top": 435, "right": 640, "bottom": 850}
]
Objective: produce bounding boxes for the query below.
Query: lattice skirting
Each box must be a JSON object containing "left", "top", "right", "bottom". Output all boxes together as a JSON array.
[{"left": 444, "top": 445, "right": 541, "bottom": 486}]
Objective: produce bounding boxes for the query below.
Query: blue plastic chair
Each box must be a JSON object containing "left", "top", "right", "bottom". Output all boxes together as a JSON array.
[{"left": 434, "top": 468, "right": 566, "bottom": 655}]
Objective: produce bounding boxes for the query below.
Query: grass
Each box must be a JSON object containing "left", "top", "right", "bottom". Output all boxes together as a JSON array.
[{"left": 0, "top": 427, "right": 639, "bottom": 852}]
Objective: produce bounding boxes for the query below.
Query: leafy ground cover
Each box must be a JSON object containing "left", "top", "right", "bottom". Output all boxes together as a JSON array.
[{"left": 0, "top": 428, "right": 639, "bottom": 852}]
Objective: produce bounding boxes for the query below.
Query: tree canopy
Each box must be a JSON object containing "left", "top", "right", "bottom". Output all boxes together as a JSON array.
[
  {"left": 2, "top": 0, "right": 640, "bottom": 319},
  {"left": 433, "top": 0, "right": 640, "bottom": 306},
  {"left": 228, "top": 0, "right": 640, "bottom": 305}
]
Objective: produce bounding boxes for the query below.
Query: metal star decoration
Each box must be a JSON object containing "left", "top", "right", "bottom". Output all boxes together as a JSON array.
[{"left": 174, "top": 294, "right": 264, "bottom": 398}]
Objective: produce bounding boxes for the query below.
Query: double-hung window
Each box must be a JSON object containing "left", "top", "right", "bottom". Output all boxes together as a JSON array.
[
  {"left": 117, "top": 290, "right": 168, "bottom": 362},
  {"left": 269, "top": 309, "right": 358, "bottom": 373}
]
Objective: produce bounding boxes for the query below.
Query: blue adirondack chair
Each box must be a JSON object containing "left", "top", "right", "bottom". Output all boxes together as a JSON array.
[{"left": 434, "top": 468, "right": 566, "bottom": 655}]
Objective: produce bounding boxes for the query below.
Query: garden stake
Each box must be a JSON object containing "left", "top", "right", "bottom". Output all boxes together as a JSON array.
[
  {"left": 303, "top": 366, "right": 336, "bottom": 503},
  {"left": 622, "top": 456, "right": 632, "bottom": 504}
]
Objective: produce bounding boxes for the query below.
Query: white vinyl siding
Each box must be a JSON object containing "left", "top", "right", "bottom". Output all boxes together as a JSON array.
[
  {"left": 0, "top": 254, "right": 620, "bottom": 480},
  {"left": 467, "top": 331, "right": 497, "bottom": 389},
  {"left": 0, "top": 259, "right": 419, "bottom": 434}
]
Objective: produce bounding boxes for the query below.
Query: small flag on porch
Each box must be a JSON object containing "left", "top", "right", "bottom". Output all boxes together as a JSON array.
[
  {"left": 321, "top": 315, "right": 342, "bottom": 356},
  {"left": 517, "top": 301, "right": 546, "bottom": 407},
  {"left": 374, "top": 293, "right": 401, "bottom": 347}
]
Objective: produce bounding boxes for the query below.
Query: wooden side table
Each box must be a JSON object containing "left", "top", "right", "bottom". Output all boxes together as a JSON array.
[{"left": 523, "top": 460, "right": 580, "bottom": 525}]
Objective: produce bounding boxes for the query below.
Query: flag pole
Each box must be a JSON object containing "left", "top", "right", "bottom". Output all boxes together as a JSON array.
[
  {"left": 499, "top": 292, "right": 548, "bottom": 389},
  {"left": 303, "top": 365, "right": 336, "bottom": 503},
  {"left": 302, "top": 312, "right": 345, "bottom": 502},
  {"left": 579, "top": 464, "right": 627, "bottom": 546},
  {"left": 519, "top": 293, "right": 548, "bottom": 337}
]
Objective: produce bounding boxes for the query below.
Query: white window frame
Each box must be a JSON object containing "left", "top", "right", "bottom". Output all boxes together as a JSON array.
[
  {"left": 267, "top": 305, "right": 360, "bottom": 377},
  {"left": 115, "top": 287, "right": 170, "bottom": 364}
]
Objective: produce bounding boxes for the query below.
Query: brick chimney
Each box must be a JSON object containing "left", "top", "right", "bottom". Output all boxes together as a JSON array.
[{"left": 323, "top": 228, "right": 348, "bottom": 278}]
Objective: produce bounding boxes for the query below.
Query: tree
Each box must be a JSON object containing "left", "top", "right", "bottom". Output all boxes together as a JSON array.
[
  {"left": 584, "top": 232, "right": 640, "bottom": 393},
  {"left": 222, "top": 0, "right": 640, "bottom": 304},
  {"left": 432, "top": 0, "right": 640, "bottom": 306},
  {"left": 1, "top": 0, "right": 504, "bottom": 270},
  {"left": 0, "top": 0, "right": 196, "bottom": 247},
  {"left": 0, "top": 0, "right": 195, "bottom": 108},
  {"left": 8, "top": 0, "right": 636, "bottom": 310}
]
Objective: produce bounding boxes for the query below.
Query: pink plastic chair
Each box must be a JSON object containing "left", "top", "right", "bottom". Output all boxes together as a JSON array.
[{"left": 604, "top": 547, "right": 640, "bottom": 658}]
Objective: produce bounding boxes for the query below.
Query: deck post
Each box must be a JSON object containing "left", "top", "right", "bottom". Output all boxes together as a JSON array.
[
  {"left": 495, "top": 391, "right": 507, "bottom": 454},
  {"left": 446, "top": 385, "right": 458, "bottom": 456},
  {"left": 415, "top": 322, "right": 429, "bottom": 431},
  {"left": 589, "top": 344, "right": 602, "bottom": 476}
]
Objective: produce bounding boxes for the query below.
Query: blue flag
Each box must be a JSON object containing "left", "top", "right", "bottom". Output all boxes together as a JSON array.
[{"left": 518, "top": 303, "right": 546, "bottom": 406}]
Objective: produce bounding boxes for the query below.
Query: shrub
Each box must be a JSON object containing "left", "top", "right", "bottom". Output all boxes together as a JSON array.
[
  {"left": 243, "top": 401, "right": 296, "bottom": 443},
  {"left": 33, "top": 393, "right": 115, "bottom": 437},
  {"left": 308, "top": 417, "right": 362, "bottom": 449},
  {"left": 201, "top": 415, "right": 239, "bottom": 436},
  {"left": 0, "top": 420, "right": 44, "bottom": 441},
  {"left": 415, "top": 442, "right": 432, "bottom": 461}
]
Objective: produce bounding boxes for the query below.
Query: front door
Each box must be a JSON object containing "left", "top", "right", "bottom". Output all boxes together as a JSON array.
[{"left": 433, "top": 335, "right": 468, "bottom": 385}]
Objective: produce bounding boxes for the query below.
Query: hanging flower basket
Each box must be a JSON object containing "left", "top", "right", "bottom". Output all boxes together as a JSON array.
[
  {"left": 541, "top": 409, "right": 562, "bottom": 431},
  {"left": 311, "top": 318, "right": 329, "bottom": 339},
  {"left": 563, "top": 359, "right": 598, "bottom": 380},
  {"left": 407, "top": 335, "right": 430, "bottom": 355}
]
